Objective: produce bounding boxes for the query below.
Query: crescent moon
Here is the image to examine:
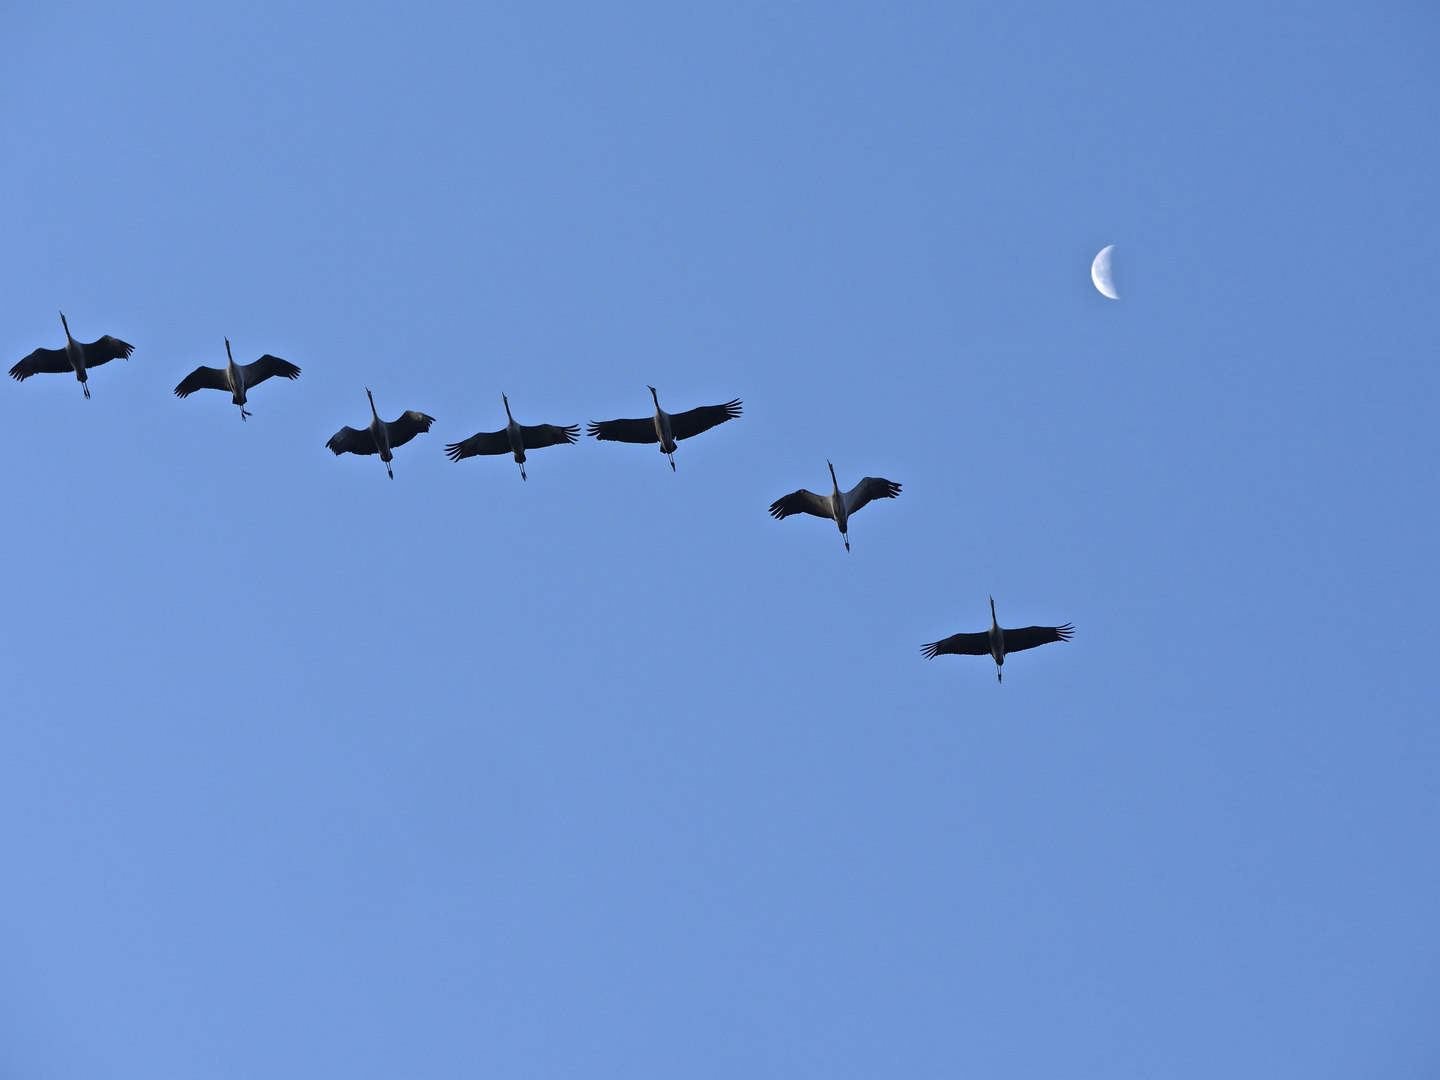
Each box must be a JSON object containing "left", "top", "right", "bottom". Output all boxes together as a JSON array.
[{"left": 1091, "top": 244, "right": 1119, "bottom": 299}]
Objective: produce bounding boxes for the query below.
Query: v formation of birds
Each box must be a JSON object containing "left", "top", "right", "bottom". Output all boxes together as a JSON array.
[{"left": 12, "top": 308, "right": 1076, "bottom": 683}]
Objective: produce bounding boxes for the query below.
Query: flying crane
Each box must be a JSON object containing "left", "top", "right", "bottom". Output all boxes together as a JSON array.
[
  {"left": 587, "top": 386, "right": 741, "bottom": 470},
  {"left": 326, "top": 388, "right": 434, "bottom": 479},
  {"left": 174, "top": 337, "right": 300, "bottom": 419},
  {"left": 9, "top": 312, "right": 133, "bottom": 398},
  {"left": 768, "top": 461, "right": 901, "bottom": 551},
  {"left": 444, "top": 394, "right": 579, "bottom": 480},
  {"left": 922, "top": 597, "right": 1073, "bottom": 682}
]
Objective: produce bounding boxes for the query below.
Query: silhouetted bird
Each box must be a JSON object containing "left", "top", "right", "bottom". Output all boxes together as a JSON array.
[
  {"left": 174, "top": 337, "right": 299, "bottom": 420},
  {"left": 587, "top": 386, "right": 741, "bottom": 470},
  {"left": 444, "top": 394, "right": 579, "bottom": 480},
  {"left": 768, "top": 461, "right": 901, "bottom": 551},
  {"left": 326, "top": 388, "right": 434, "bottom": 479},
  {"left": 10, "top": 312, "right": 133, "bottom": 398},
  {"left": 922, "top": 597, "right": 1074, "bottom": 682}
]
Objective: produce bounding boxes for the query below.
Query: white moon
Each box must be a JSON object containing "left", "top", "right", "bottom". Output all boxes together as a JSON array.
[{"left": 1091, "top": 244, "right": 1119, "bottom": 299}]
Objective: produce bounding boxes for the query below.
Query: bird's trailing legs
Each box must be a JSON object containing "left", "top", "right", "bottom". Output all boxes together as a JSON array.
[
  {"left": 842, "top": 531, "right": 850, "bottom": 552},
  {"left": 385, "top": 461, "right": 394, "bottom": 480},
  {"left": 81, "top": 382, "right": 90, "bottom": 400},
  {"left": 667, "top": 452, "right": 675, "bottom": 472},
  {"left": 239, "top": 406, "right": 251, "bottom": 421},
  {"left": 519, "top": 461, "right": 527, "bottom": 481}
]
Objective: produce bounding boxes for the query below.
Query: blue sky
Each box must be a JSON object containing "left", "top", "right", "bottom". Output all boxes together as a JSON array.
[{"left": 0, "top": 3, "right": 1436, "bottom": 1076}]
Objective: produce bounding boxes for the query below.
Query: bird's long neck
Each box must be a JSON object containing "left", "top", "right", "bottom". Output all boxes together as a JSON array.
[
  {"left": 224, "top": 337, "right": 236, "bottom": 371},
  {"left": 59, "top": 312, "right": 72, "bottom": 344},
  {"left": 828, "top": 462, "right": 840, "bottom": 496},
  {"left": 990, "top": 597, "right": 999, "bottom": 632},
  {"left": 367, "top": 390, "right": 379, "bottom": 422},
  {"left": 649, "top": 387, "right": 661, "bottom": 413},
  {"left": 503, "top": 394, "right": 514, "bottom": 423}
]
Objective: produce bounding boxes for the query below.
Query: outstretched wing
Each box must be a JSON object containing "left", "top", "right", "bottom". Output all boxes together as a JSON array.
[
  {"left": 385, "top": 411, "right": 435, "bottom": 448},
  {"left": 669, "top": 399, "right": 742, "bottom": 441},
  {"left": 520, "top": 422, "right": 580, "bottom": 449},
  {"left": 174, "top": 365, "right": 228, "bottom": 397},
  {"left": 587, "top": 417, "right": 658, "bottom": 444},
  {"left": 10, "top": 347, "right": 72, "bottom": 380},
  {"left": 768, "top": 489, "right": 833, "bottom": 520},
  {"left": 843, "top": 477, "right": 901, "bottom": 515},
  {"left": 327, "top": 426, "right": 377, "bottom": 456},
  {"left": 241, "top": 354, "right": 300, "bottom": 388},
  {"left": 1002, "top": 624, "right": 1074, "bottom": 654},
  {"left": 921, "top": 632, "right": 993, "bottom": 659},
  {"left": 78, "top": 336, "right": 134, "bottom": 368},
  {"left": 444, "top": 429, "right": 510, "bottom": 461}
]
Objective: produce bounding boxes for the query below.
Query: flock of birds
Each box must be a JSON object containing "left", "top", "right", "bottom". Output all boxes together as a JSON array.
[{"left": 13, "top": 310, "right": 1074, "bottom": 682}]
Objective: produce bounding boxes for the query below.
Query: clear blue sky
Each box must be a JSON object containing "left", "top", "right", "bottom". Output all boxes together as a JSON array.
[{"left": 1, "top": 4, "right": 1436, "bottom": 1076}]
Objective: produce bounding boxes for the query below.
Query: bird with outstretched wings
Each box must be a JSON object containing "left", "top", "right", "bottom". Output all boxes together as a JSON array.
[
  {"left": 326, "top": 411, "right": 436, "bottom": 456},
  {"left": 587, "top": 399, "right": 742, "bottom": 443},
  {"left": 445, "top": 422, "right": 578, "bottom": 461},
  {"left": 10, "top": 335, "right": 132, "bottom": 381},
  {"left": 921, "top": 600, "right": 1073, "bottom": 682},
  {"left": 922, "top": 624, "right": 1073, "bottom": 659},
  {"left": 174, "top": 354, "right": 300, "bottom": 398}
]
